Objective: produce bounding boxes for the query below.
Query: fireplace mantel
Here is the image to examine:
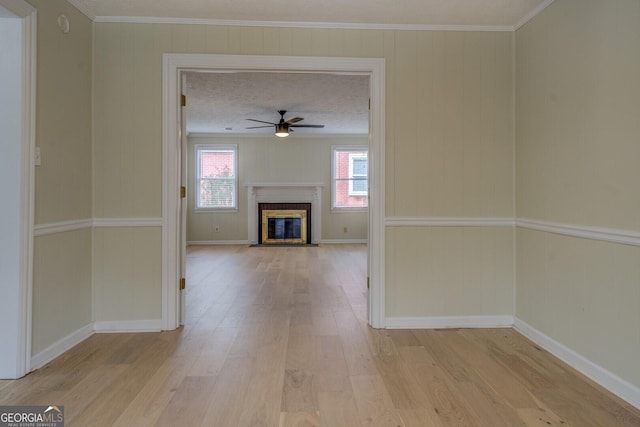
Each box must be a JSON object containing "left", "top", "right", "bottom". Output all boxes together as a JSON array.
[{"left": 246, "top": 182, "right": 323, "bottom": 245}]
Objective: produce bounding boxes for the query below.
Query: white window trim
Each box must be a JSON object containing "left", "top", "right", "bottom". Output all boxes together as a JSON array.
[
  {"left": 194, "top": 144, "right": 238, "bottom": 211},
  {"left": 331, "top": 145, "right": 369, "bottom": 211}
]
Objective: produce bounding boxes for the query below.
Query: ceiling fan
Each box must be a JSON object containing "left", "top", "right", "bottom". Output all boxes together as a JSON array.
[{"left": 246, "top": 110, "right": 325, "bottom": 137}]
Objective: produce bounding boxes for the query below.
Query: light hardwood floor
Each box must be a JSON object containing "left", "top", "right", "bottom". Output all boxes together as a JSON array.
[{"left": 1, "top": 244, "right": 639, "bottom": 426}]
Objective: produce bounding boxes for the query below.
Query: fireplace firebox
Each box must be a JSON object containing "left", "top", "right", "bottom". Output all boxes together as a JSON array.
[{"left": 258, "top": 203, "right": 311, "bottom": 244}]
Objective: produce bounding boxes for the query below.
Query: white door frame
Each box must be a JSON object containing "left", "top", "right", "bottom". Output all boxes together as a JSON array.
[
  {"left": 161, "top": 54, "right": 386, "bottom": 330},
  {"left": 0, "top": 0, "right": 36, "bottom": 378}
]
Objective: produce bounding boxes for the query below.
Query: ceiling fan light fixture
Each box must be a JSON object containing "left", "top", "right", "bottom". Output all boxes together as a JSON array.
[
  {"left": 275, "top": 123, "right": 289, "bottom": 137},
  {"left": 246, "top": 110, "right": 324, "bottom": 136}
]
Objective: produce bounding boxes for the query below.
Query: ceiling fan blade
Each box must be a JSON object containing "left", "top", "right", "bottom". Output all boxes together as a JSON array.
[
  {"left": 246, "top": 125, "right": 273, "bottom": 129},
  {"left": 285, "top": 117, "right": 304, "bottom": 125},
  {"left": 246, "top": 118, "right": 276, "bottom": 125},
  {"left": 290, "top": 124, "right": 325, "bottom": 128}
]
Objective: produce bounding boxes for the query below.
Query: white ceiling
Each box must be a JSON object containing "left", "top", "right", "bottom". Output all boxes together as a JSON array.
[{"left": 69, "top": 0, "right": 552, "bottom": 137}]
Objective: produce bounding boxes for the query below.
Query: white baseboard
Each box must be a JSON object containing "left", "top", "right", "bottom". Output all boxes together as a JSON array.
[
  {"left": 187, "top": 240, "right": 250, "bottom": 245},
  {"left": 30, "top": 319, "right": 162, "bottom": 370},
  {"left": 385, "top": 315, "right": 514, "bottom": 329},
  {"left": 514, "top": 317, "right": 640, "bottom": 410},
  {"left": 319, "top": 239, "right": 368, "bottom": 244},
  {"left": 93, "top": 319, "right": 162, "bottom": 333},
  {"left": 31, "top": 323, "right": 94, "bottom": 370}
]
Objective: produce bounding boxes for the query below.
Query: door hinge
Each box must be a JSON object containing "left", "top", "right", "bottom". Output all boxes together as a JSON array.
[
  {"left": 367, "top": 277, "right": 370, "bottom": 289},
  {"left": 180, "top": 186, "right": 186, "bottom": 198},
  {"left": 368, "top": 98, "right": 371, "bottom": 110},
  {"left": 180, "top": 278, "right": 186, "bottom": 290},
  {"left": 181, "top": 94, "right": 186, "bottom": 107}
]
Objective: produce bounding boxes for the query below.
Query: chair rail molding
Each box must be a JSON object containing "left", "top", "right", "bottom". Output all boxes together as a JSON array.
[{"left": 517, "top": 218, "right": 640, "bottom": 247}]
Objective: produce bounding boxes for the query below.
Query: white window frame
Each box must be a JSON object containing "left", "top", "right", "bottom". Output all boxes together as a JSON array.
[
  {"left": 348, "top": 153, "right": 368, "bottom": 196},
  {"left": 331, "top": 145, "right": 369, "bottom": 211},
  {"left": 195, "top": 144, "right": 238, "bottom": 211}
]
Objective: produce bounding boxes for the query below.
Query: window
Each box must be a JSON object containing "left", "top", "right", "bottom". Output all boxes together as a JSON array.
[
  {"left": 332, "top": 146, "right": 368, "bottom": 209},
  {"left": 195, "top": 144, "right": 237, "bottom": 210}
]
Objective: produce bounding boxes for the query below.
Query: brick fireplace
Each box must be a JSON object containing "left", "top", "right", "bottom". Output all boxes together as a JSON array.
[{"left": 246, "top": 183, "right": 323, "bottom": 245}]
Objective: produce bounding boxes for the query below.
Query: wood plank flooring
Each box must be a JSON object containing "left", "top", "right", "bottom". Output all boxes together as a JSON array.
[{"left": 1, "top": 244, "right": 639, "bottom": 426}]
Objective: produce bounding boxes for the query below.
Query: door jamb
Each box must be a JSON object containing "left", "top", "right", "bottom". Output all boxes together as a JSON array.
[
  {"left": 161, "top": 54, "right": 386, "bottom": 329},
  {"left": 0, "top": 0, "right": 37, "bottom": 378}
]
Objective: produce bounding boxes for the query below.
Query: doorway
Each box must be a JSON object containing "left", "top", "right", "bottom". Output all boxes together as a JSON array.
[
  {"left": 162, "top": 54, "right": 386, "bottom": 330},
  {"left": 0, "top": 0, "right": 36, "bottom": 378}
]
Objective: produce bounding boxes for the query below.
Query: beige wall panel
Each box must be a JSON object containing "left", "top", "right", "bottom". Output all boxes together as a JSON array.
[
  {"left": 28, "top": 0, "right": 92, "bottom": 225},
  {"left": 205, "top": 25, "right": 231, "bottom": 53},
  {"left": 392, "top": 31, "right": 419, "bottom": 214},
  {"left": 187, "top": 136, "right": 368, "bottom": 242},
  {"left": 382, "top": 30, "right": 396, "bottom": 215},
  {"left": 32, "top": 229, "right": 92, "bottom": 355},
  {"left": 342, "top": 29, "right": 364, "bottom": 57},
  {"left": 262, "top": 27, "right": 281, "bottom": 55},
  {"left": 327, "top": 29, "right": 346, "bottom": 56},
  {"left": 239, "top": 26, "right": 265, "bottom": 55},
  {"left": 516, "top": 0, "right": 640, "bottom": 230},
  {"left": 326, "top": 212, "right": 368, "bottom": 240},
  {"left": 93, "top": 227, "right": 162, "bottom": 321},
  {"left": 290, "top": 28, "right": 312, "bottom": 56},
  {"left": 488, "top": 32, "right": 515, "bottom": 216},
  {"left": 27, "top": 0, "right": 93, "bottom": 357},
  {"left": 386, "top": 226, "right": 514, "bottom": 317},
  {"left": 309, "top": 28, "right": 330, "bottom": 56},
  {"left": 361, "top": 30, "right": 384, "bottom": 58},
  {"left": 185, "top": 25, "right": 207, "bottom": 53},
  {"left": 516, "top": 0, "right": 640, "bottom": 391},
  {"left": 275, "top": 27, "right": 294, "bottom": 56},
  {"left": 389, "top": 31, "right": 514, "bottom": 218},
  {"left": 516, "top": 228, "right": 640, "bottom": 388}
]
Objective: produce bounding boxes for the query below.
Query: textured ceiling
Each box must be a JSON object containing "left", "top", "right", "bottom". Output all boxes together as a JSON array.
[
  {"left": 72, "top": 0, "right": 549, "bottom": 28},
  {"left": 185, "top": 72, "right": 370, "bottom": 137}
]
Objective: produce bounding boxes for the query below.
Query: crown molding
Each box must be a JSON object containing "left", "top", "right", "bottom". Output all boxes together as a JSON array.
[
  {"left": 65, "top": 0, "right": 95, "bottom": 20},
  {"left": 91, "top": 15, "right": 515, "bottom": 32},
  {"left": 66, "top": 0, "right": 557, "bottom": 32},
  {"left": 0, "top": 0, "right": 35, "bottom": 17},
  {"left": 514, "top": 0, "right": 556, "bottom": 31}
]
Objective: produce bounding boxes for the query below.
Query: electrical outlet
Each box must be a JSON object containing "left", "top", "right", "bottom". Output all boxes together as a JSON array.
[{"left": 214, "top": 226, "right": 220, "bottom": 233}]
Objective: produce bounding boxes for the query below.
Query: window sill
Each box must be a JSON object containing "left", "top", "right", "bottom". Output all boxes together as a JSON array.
[
  {"left": 331, "top": 207, "right": 369, "bottom": 213},
  {"left": 194, "top": 208, "right": 239, "bottom": 214}
]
